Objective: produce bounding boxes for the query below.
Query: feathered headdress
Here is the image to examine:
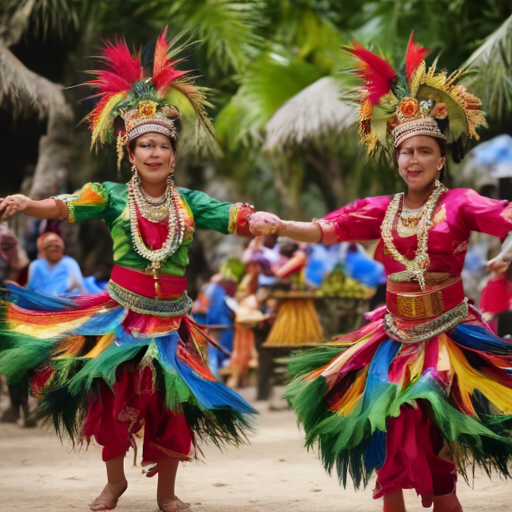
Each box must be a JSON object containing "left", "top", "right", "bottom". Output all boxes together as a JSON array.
[
  {"left": 344, "top": 31, "right": 487, "bottom": 162},
  {"left": 84, "top": 27, "right": 219, "bottom": 169}
]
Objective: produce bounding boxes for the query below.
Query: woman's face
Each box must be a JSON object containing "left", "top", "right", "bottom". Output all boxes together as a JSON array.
[
  {"left": 397, "top": 135, "right": 445, "bottom": 192},
  {"left": 128, "top": 132, "right": 175, "bottom": 185}
]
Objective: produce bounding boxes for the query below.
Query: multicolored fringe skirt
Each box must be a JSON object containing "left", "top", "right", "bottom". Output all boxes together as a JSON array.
[
  {"left": 0, "top": 268, "right": 255, "bottom": 464},
  {"left": 285, "top": 274, "right": 512, "bottom": 507}
]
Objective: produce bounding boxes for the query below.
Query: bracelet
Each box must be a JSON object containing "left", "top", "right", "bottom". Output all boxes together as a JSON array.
[{"left": 51, "top": 197, "right": 71, "bottom": 221}]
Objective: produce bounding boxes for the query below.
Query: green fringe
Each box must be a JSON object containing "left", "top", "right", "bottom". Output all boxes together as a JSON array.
[
  {"left": 35, "top": 344, "right": 255, "bottom": 450},
  {"left": 287, "top": 345, "right": 347, "bottom": 379},
  {"left": 0, "top": 330, "right": 57, "bottom": 384},
  {"left": 285, "top": 365, "right": 512, "bottom": 489},
  {"left": 161, "top": 364, "right": 194, "bottom": 412},
  {"left": 184, "top": 405, "right": 253, "bottom": 449},
  {"left": 67, "top": 344, "right": 143, "bottom": 394}
]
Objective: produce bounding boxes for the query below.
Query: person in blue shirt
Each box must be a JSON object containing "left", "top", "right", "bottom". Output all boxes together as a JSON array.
[{"left": 27, "top": 232, "right": 85, "bottom": 296}]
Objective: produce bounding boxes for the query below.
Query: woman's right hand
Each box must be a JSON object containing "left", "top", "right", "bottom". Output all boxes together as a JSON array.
[
  {"left": 248, "top": 211, "right": 283, "bottom": 237},
  {"left": 0, "top": 194, "right": 30, "bottom": 221}
]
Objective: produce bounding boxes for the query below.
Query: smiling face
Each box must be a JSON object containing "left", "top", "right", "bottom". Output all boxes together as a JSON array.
[
  {"left": 396, "top": 135, "right": 446, "bottom": 192},
  {"left": 128, "top": 132, "right": 175, "bottom": 186},
  {"left": 43, "top": 242, "right": 64, "bottom": 264}
]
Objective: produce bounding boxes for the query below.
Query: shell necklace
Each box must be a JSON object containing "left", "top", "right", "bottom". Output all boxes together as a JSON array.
[
  {"left": 128, "top": 172, "right": 185, "bottom": 277},
  {"left": 381, "top": 180, "right": 447, "bottom": 291},
  {"left": 131, "top": 171, "right": 171, "bottom": 223}
]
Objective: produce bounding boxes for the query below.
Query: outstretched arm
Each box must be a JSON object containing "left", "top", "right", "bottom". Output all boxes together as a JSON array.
[
  {"left": 248, "top": 212, "right": 321, "bottom": 243},
  {"left": 0, "top": 195, "right": 67, "bottom": 221},
  {"left": 488, "top": 231, "right": 512, "bottom": 276}
]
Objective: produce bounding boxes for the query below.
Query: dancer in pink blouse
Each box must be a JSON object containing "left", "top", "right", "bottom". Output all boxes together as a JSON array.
[{"left": 250, "top": 33, "right": 512, "bottom": 512}]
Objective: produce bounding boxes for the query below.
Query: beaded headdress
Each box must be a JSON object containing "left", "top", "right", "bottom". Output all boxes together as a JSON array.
[
  {"left": 345, "top": 31, "right": 487, "bottom": 162},
  {"left": 84, "top": 28, "right": 217, "bottom": 169}
]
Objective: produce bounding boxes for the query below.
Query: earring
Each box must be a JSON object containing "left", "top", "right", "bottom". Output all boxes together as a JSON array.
[{"left": 131, "top": 165, "right": 137, "bottom": 174}]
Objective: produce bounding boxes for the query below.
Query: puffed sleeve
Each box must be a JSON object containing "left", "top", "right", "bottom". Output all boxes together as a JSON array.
[
  {"left": 457, "top": 189, "right": 512, "bottom": 241},
  {"left": 53, "top": 182, "right": 110, "bottom": 223},
  {"left": 178, "top": 188, "right": 254, "bottom": 236},
  {"left": 315, "top": 196, "right": 391, "bottom": 244}
]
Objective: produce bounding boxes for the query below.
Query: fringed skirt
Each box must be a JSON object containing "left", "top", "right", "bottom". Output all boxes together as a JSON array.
[
  {"left": 285, "top": 304, "right": 512, "bottom": 506},
  {"left": 0, "top": 285, "right": 255, "bottom": 464}
]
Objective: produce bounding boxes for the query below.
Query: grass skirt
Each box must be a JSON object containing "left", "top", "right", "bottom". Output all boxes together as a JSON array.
[
  {"left": 0, "top": 285, "right": 255, "bottom": 458},
  {"left": 285, "top": 305, "right": 512, "bottom": 502}
]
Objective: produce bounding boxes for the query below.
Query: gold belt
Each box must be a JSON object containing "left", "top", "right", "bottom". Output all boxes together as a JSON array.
[
  {"left": 386, "top": 274, "right": 464, "bottom": 320},
  {"left": 107, "top": 280, "right": 193, "bottom": 317}
]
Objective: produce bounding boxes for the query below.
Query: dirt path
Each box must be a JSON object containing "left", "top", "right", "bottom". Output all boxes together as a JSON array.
[{"left": 0, "top": 389, "right": 511, "bottom": 511}]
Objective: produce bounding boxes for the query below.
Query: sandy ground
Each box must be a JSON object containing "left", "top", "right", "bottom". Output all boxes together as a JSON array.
[{"left": 0, "top": 388, "right": 511, "bottom": 512}]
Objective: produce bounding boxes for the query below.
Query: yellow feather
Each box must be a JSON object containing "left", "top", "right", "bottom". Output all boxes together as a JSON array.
[{"left": 91, "top": 91, "right": 127, "bottom": 147}]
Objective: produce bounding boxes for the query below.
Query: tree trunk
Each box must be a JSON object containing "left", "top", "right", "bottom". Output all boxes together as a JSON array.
[
  {"left": 30, "top": 100, "right": 72, "bottom": 198},
  {"left": 306, "top": 143, "right": 346, "bottom": 211},
  {"left": 0, "top": 45, "right": 72, "bottom": 199}
]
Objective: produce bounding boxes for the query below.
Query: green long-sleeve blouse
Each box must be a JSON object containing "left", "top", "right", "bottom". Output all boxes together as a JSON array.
[{"left": 56, "top": 182, "right": 251, "bottom": 276}]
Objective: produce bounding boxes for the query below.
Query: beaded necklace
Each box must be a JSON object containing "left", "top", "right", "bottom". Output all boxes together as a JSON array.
[
  {"left": 128, "top": 172, "right": 185, "bottom": 280},
  {"left": 381, "top": 180, "right": 447, "bottom": 291},
  {"left": 131, "top": 172, "right": 171, "bottom": 223}
]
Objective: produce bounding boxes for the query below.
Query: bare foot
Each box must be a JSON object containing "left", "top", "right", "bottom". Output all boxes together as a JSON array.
[
  {"left": 158, "top": 497, "right": 192, "bottom": 511},
  {"left": 89, "top": 480, "right": 127, "bottom": 511}
]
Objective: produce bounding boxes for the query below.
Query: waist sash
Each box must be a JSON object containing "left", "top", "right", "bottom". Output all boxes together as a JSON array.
[
  {"left": 386, "top": 274, "right": 464, "bottom": 320},
  {"left": 107, "top": 265, "right": 193, "bottom": 317},
  {"left": 384, "top": 273, "right": 468, "bottom": 343}
]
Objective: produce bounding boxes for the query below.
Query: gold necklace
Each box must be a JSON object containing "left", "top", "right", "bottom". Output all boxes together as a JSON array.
[
  {"left": 397, "top": 204, "right": 424, "bottom": 237},
  {"left": 132, "top": 173, "right": 170, "bottom": 223},
  {"left": 381, "top": 180, "right": 447, "bottom": 290}
]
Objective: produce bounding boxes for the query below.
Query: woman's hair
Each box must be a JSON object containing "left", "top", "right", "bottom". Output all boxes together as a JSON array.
[{"left": 394, "top": 136, "right": 449, "bottom": 182}]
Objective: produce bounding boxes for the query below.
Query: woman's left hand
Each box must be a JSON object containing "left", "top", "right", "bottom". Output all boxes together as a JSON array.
[
  {"left": 248, "top": 211, "right": 282, "bottom": 236},
  {"left": 487, "top": 255, "right": 510, "bottom": 276}
]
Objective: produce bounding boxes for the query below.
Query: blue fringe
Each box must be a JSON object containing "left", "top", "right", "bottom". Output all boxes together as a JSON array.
[
  {"left": 452, "top": 324, "right": 512, "bottom": 355},
  {"left": 156, "top": 334, "right": 256, "bottom": 414}
]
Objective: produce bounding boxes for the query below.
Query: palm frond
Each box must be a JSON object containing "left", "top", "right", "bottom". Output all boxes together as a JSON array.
[
  {"left": 215, "top": 49, "right": 322, "bottom": 147},
  {"left": 162, "top": 0, "right": 264, "bottom": 74},
  {"left": 264, "top": 76, "right": 357, "bottom": 152},
  {"left": 462, "top": 14, "right": 512, "bottom": 121},
  {"left": 0, "top": 0, "right": 80, "bottom": 45},
  {"left": 0, "top": 43, "right": 71, "bottom": 120},
  {"left": 0, "top": 43, "right": 39, "bottom": 116}
]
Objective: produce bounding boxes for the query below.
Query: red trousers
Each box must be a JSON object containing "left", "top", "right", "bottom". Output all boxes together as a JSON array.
[
  {"left": 374, "top": 404, "right": 457, "bottom": 507},
  {"left": 83, "top": 366, "right": 193, "bottom": 463}
]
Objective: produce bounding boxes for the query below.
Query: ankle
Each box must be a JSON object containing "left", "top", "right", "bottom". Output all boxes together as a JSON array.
[
  {"left": 108, "top": 479, "right": 127, "bottom": 492},
  {"left": 433, "top": 492, "right": 463, "bottom": 512}
]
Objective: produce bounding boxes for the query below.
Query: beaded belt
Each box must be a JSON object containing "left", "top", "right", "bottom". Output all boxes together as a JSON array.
[
  {"left": 384, "top": 299, "right": 468, "bottom": 343},
  {"left": 107, "top": 280, "right": 193, "bottom": 317},
  {"left": 384, "top": 273, "right": 468, "bottom": 343}
]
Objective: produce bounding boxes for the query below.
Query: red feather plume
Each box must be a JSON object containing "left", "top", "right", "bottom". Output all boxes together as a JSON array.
[
  {"left": 344, "top": 41, "right": 398, "bottom": 106},
  {"left": 151, "top": 28, "right": 189, "bottom": 96},
  {"left": 87, "top": 38, "right": 141, "bottom": 95},
  {"left": 405, "top": 31, "right": 429, "bottom": 82}
]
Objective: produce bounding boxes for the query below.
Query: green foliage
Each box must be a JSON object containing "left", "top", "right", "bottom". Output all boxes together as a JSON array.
[
  {"left": 3, "top": 0, "right": 512, "bottom": 216},
  {"left": 216, "top": 49, "right": 322, "bottom": 146},
  {"left": 464, "top": 14, "right": 512, "bottom": 122}
]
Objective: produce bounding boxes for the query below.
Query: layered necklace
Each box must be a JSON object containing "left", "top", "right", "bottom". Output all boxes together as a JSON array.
[
  {"left": 128, "top": 171, "right": 185, "bottom": 276},
  {"left": 397, "top": 204, "right": 425, "bottom": 237},
  {"left": 381, "top": 180, "right": 447, "bottom": 291}
]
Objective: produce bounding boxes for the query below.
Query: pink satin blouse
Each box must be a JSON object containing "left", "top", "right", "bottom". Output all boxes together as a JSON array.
[{"left": 318, "top": 188, "right": 512, "bottom": 276}]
